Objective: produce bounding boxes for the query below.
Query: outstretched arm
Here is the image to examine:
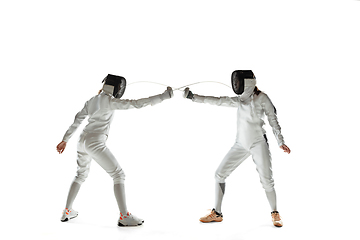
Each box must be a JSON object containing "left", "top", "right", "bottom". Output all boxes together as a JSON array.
[
  {"left": 183, "top": 87, "right": 239, "bottom": 108},
  {"left": 110, "top": 87, "right": 173, "bottom": 110}
]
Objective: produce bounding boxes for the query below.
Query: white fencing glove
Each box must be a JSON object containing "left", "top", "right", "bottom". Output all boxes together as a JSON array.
[
  {"left": 183, "top": 87, "right": 194, "bottom": 100},
  {"left": 160, "top": 87, "right": 173, "bottom": 100}
]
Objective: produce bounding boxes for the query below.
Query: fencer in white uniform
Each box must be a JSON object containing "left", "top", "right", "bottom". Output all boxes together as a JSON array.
[
  {"left": 184, "top": 70, "right": 290, "bottom": 227},
  {"left": 56, "top": 74, "right": 173, "bottom": 226}
]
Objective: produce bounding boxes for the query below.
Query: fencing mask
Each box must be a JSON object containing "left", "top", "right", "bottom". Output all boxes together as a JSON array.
[
  {"left": 102, "top": 74, "right": 127, "bottom": 98},
  {"left": 231, "top": 70, "right": 256, "bottom": 101}
]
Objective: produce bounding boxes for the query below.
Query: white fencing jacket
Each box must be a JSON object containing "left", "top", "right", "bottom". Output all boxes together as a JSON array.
[
  {"left": 192, "top": 92, "right": 285, "bottom": 150},
  {"left": 62, "top": 89, "right": 170, "bottom": 143}
]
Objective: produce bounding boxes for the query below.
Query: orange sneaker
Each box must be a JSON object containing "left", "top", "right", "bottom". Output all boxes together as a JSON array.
[
  {"left": 199, "top": 209, "right": 223, "bottom": 223},
  {"left": 271, "top": 211, "right": 283, "bottom": 227}
]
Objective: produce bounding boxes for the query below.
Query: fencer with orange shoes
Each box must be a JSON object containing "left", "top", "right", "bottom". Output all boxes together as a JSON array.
[{"left": 184, "top": 70, "right": 290, "bottom": 227}]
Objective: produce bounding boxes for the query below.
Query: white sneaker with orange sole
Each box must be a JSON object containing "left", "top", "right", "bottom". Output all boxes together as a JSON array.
[
  {"left": 60, "top": 208, "right": 78, "bottom": 222},
  {"left": 117, "top": 212, "right": 144, "bottom": 226}
]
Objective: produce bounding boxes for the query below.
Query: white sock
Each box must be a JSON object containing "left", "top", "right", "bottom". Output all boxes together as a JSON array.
[
  {"left": 265, "top": 190, "right": 277, "bottom": 211},
  {"left": 65, "top": 181, "right": 81, "bottom": 209},
  {"left": 215, "top": 182, "right": 225, "bottom": 214},
  {"left": 114, "top": 183, "right": 128, "bottom": 214}
]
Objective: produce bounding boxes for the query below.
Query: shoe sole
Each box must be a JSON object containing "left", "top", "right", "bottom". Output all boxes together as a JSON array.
[
  {"left": 273, "top": 220, "right": 283, "bottom": 227},
  {"left": 199, "top": 219, "right": 223, "bottom": 223},
  {"left": 61, "top": 214, "right": 78, "bottom": 222},
  {"left": 118, "top": 222, "right": 143, "bottom": 227},
  {"left": 118, "top": 220, "right": 144, "bottom": 227}
]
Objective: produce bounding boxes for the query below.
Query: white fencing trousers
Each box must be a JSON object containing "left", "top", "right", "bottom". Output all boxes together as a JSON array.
[
  {"left": 74, "top": 132, "right": 125, "bottom": 185},
  {"left": 215, "top": 136, "right": 274, "bottom": 192}
]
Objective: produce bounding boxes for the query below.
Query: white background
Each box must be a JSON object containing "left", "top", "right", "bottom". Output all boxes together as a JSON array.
[{"left": 1, "top": 0, "right": 359, "bottom": 239}]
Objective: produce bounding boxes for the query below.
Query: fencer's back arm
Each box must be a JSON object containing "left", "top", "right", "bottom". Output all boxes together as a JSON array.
[
  {"left": 261, "top": 94, "right": 285, "bottom": 146},
  {"left": 62, "top": 102, "right": 89, "bottom": 142},
  {"left": 192, "top": 94, "right": 239, "bottom": 107}
]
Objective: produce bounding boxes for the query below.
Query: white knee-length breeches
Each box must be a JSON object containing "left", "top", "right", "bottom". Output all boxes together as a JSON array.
[
  {"left": 215, "top": 136, "right": 274, "bottom": 192},
  {"left": 74, "top": 132, "right": 125, "bottom": 185}
]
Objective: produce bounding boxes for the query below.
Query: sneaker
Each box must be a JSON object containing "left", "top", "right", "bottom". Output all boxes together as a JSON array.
[
  {"left": 117, "top": 212, "right": 144, "bottom": 227},
  {"left": 60, "top": 208, "right": 78, "bottom": 222},
  {"left": 271, "top": 211, "right": 283, "bottom": 227},
  {"left": 199, "top": 209, "right": 223, "bottom": 223}
]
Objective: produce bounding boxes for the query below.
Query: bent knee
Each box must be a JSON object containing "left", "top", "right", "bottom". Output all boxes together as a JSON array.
[
  {"left": 261, "top": 179, "right": 275, "bottom": 192},
  {"left": 110, "top": 167, "right": 126, "bottom": 184},
  {"left": 74, "top": 166, "right": 91, "bottom": 184},
  {"left": 73, "top": 175, "right": 87, "bottom": 185},
  {"left": 215, "top": 171, "right": 227, "bottom": 183}
]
